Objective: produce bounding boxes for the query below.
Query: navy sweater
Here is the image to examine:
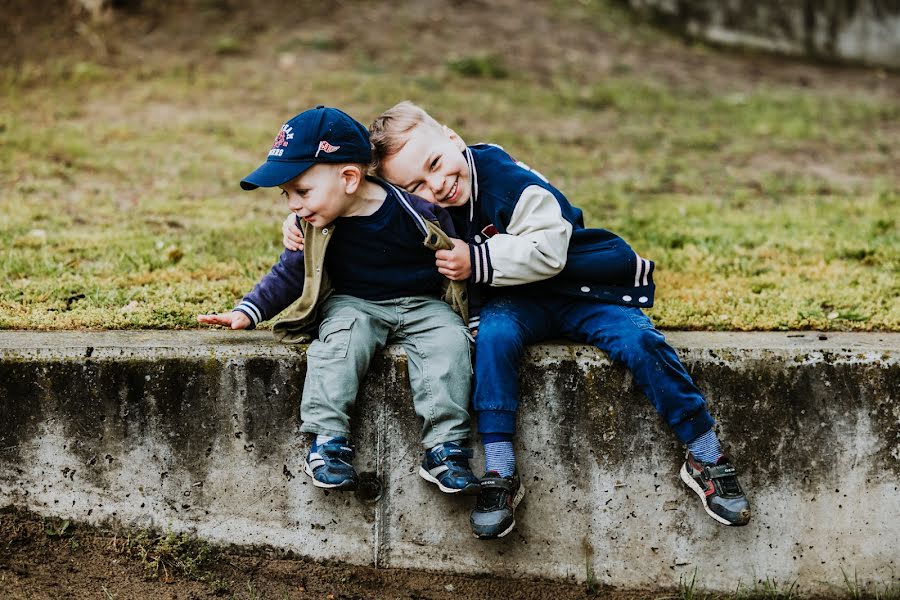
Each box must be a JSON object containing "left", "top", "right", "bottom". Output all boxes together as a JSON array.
[{"left": 235, "top": 179, "right": 456, "bottom": 327}]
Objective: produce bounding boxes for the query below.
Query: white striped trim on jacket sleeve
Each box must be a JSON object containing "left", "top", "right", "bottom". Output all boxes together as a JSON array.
[{"left": 234, "top": 301, "right": 262, "bottom": 327}]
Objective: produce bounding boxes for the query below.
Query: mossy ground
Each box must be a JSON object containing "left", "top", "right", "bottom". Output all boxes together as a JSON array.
[{"left": 1, "top": 1, "right": 897, "bottom": 331}]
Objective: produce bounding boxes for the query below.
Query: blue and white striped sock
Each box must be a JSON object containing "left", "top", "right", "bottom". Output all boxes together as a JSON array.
[
  {"left": 687, "top": 429, "right": 724, "bottom": 464},
  {"left": 483, "top": 434, "right": 515, "bottom": 478}
]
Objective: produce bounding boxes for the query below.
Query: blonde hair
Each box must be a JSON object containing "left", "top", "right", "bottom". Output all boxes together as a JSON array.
[{"left": 369, "top": 101, "right": 443, "bottom": 175}]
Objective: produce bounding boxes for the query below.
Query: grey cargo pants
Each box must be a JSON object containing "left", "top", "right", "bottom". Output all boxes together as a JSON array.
[{"left": 299, "top": 294, "right": 473, "bottom": 448}]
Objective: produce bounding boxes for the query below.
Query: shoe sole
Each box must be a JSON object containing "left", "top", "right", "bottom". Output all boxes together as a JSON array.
[
  {"left": 305, "top": 462, "right": 357, "bottom": 491},
  {"left": 418, "top": 466, "right": 481, "bottom": 495},
  {"left": 474, "top": 481, "right": 526, "bottom": 540},
  {"left": 679, "top": 462, "right": 743, "bottom": 526}
]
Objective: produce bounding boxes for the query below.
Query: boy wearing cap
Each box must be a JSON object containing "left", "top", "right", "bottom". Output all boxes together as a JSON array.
[
  {"left": 199, "top": 106, "right": 480, "bottom": 496},
  {"left": 351, "top": 101, "right": 750, "bottom": 539}
]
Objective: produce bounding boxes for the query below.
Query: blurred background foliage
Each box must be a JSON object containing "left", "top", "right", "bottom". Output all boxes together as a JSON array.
[{"left": 1, "top": 0, "right": 897, "bottom": 330}]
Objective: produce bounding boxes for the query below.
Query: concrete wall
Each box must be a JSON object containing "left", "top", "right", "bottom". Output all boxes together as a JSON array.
[
  {"left": 625, "top": 0, "right": 900, "bottom": 68},
  {"left": 1, "top": 331, "right": 898, "bottom": 594}
]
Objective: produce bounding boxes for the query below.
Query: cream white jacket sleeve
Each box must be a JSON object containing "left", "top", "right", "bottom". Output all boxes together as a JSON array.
[{"left": 469, "top": 185, "right": 573, "bottom": 286}]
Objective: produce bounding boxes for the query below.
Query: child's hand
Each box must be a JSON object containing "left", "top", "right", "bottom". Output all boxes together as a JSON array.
[
  {"left": 283, "top": 213, "right": 304, "bottom": 251},
  {"left": 197, "top": 311, "right": 251, "bottom": 330},
  {"left": 435, "top": 238, "right": 471, "bottom": 281}
]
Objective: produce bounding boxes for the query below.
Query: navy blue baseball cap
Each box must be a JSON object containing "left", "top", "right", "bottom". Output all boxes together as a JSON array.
[{"left": 240, "top": 105, "right": 372, "bottom": 190}]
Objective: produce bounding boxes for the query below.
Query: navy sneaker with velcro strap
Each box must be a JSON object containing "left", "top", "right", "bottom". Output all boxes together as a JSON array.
[
  {"left": 419, "top": 441, "right": 481, "bottom": 495},
  {"left": 305, "top": 437, "right": 358, "bottom": 490},
  {"left": 680, "top": 452, "right": 751, "bottom": 526},
  {"left": 470, "top": 471, "right": 525, "bottom": 539}
]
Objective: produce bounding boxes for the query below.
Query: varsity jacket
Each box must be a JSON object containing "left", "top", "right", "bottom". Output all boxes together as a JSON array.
[
  {"left": 234, "top": 180, "right": 468, "bottom": 343},
  {"left": 461, "top": 144, "right": 655, "bottom": 322}
]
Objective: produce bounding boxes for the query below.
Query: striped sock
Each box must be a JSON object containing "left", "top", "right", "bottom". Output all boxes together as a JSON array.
[
  {"left": 687, "top": 429, "right": 724, "bottom": 464},
  {"left": 483, "top": 434, "right": 515, "bottom": 478}
]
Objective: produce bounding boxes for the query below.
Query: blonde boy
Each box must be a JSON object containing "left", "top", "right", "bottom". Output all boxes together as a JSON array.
[{"left": 342, "top": 102, "right": 748, "bottom": 538}]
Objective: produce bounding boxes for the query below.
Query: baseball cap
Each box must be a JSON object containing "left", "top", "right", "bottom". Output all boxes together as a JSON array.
[{"left": 240, "top": 105, "right": 372, "bottom": 190}]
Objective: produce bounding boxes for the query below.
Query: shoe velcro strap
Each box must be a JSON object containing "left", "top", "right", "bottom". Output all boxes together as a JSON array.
[
  {"left": 321, "top": 446, "right": 354, "bottom": 461},
  {"left": 434, "top": 445, "right": 473, "bottom": 462},
  {"left": 480, "top": 477, "right": 514, "bottom": 491},
  {"left": 704, "top": 463, "right": 736, "bottom": 479}
]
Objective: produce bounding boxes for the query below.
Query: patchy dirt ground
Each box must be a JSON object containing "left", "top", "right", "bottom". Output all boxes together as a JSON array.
[{"left": 0, "top": 506, "right": 659, "bottom": 600}]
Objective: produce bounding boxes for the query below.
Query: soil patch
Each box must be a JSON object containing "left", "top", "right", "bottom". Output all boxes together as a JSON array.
[{"left": 0, "top": 506, "right": 658, "bottom": 600}]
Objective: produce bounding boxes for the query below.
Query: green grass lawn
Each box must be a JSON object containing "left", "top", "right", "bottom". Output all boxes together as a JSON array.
[{"left": 1, "top": 1, "right": 898, "bottom": 331}]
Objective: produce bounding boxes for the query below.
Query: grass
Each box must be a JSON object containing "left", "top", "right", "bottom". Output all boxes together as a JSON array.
[
  {"left": 124, "top": 526, "right": 219, "bottom": 585},
  {"left": 1, "top": 1, "right": 898, "bottom": 331}
]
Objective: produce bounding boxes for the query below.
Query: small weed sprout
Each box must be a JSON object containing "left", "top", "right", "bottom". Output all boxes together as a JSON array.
[{"left": 44, "top": 518, "right": 73, "bottom": 538}]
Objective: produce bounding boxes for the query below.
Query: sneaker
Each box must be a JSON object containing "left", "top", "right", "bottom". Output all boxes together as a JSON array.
[
  {"left": 680, "top": 452, "right": 751, "bottom": 526},
  {"left": 304, "top": 437, "right": 358, "bottom": 490},
  {"left": 470, "top": 471, "right": 525, "bottom": 539},
  {"left": 419, "top": 441, "right": 481, "bottom": 495}
]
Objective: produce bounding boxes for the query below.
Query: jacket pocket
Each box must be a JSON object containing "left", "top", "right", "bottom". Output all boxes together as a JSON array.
[{"left": 307, "top": 317, "right": 355, "bottom": 359}]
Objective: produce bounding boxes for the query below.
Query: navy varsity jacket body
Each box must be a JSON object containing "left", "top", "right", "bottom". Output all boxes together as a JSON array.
[
  {"left": 459, "top": 144, "right": 656, "bottom": 314},
  {"left": 234, "top": 179, "right": 460, "bottom": 328}
]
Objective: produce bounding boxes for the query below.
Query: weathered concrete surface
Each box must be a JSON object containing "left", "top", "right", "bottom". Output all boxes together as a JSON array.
[
  {"left": 625, "top": 0, "right": 900, "bottom": 68},
  {"left": 1, "top": 331, "right": 898, "bottom": 594}
]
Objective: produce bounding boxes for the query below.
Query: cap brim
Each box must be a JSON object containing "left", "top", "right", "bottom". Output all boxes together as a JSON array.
[{"left": 239, "top": 159, "right": 316, "bottom": 191}]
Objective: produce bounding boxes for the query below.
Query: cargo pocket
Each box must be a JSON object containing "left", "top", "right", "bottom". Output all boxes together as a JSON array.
[{"left": 307, "top": 317, "right": 355, "bottom": 359}]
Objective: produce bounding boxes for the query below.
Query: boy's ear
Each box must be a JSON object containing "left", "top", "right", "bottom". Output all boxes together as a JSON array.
[
  {"left": 340, "top": 164, "right": 364, "bottom": 193},
  {"left": 442, "top": 125, "right": 467, "bottom": 151}
]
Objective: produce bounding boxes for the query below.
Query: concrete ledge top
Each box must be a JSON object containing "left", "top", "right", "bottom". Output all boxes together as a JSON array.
[{"left": 0, "top": 330, "right": 897, "bottom": 364}]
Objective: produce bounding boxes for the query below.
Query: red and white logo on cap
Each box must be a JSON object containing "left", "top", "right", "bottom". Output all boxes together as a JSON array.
[
  {"left": 315, "top": 140, "right": 341, "bottom": 157},
  {"left": 269, "top": 125, "right": 294, "bottom": 157}
]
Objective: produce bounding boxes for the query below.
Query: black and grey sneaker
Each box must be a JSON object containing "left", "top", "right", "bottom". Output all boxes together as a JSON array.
[
  {"left": 680, "top": 452, "right": 751, "bottom": 526},
  {"left": 304, "top": 437, "right": 358, "bottom": 491},
  {"left": 419, "top": 441, "right": 481, "bottom": 495},
  {"left": 470, "top": 471, "right": 525, "bottom": 539}
]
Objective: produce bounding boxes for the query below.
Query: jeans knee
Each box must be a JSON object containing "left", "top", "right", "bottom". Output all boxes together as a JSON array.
[{"left": 478, "top": 315, "right": 523, "bottom": 343}]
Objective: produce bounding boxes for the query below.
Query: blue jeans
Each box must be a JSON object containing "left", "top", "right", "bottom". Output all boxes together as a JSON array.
[{"left": 473, "top": 294, "right": 714, "bottom": 445}]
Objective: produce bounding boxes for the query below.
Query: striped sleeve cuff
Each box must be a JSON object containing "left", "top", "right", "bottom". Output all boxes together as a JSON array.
[
  {"left": 469, "top": 242, "right": 494, "bottom": 285},
  {"left": 234, "top": 301, "right": 262, "bottom": 330}
]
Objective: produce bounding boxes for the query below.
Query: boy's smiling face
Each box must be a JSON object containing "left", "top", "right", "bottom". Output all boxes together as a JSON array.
[
  {"left": 279, "top": 164, "right": 348, "bottom": 228},
  {"left": 379, "top": 123, "right": 472, "bottom": 208}
]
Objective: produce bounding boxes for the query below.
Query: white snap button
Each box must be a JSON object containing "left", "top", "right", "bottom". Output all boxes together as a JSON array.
[
  {"left": 622, "top": 295, "right": 632, "bottom": 302},
  {"left": 639, "top": 296, "right": 648, "bottom": 303},
  {"left": 474, "top": 235, "right": 483, "bottom": 243},
  {"left": 580, "top": 286, "right": 590, "bottom": 293},
  {"left": 322, "top": 228, "right": 328, "bottom": 235}
]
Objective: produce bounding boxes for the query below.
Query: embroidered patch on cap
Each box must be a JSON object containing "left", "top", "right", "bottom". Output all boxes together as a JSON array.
[
  {"left": 268, "top": 124, "right": 294, "bottom": 157},
  {"left": 315, "top": 140, "right": 341, "bottom": 157}
]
